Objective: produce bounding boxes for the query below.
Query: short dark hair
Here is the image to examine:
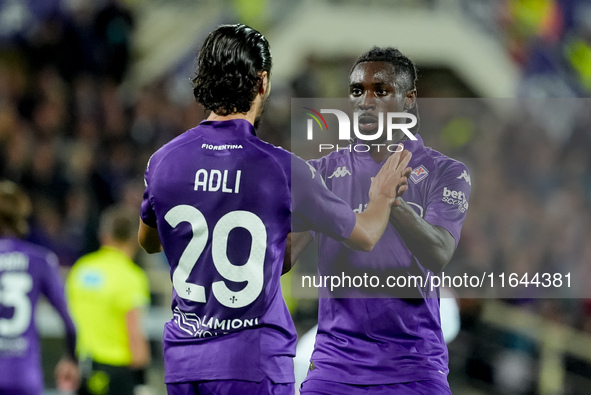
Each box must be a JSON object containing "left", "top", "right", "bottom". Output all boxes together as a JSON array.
[
  {"left": 0, "top": 181, "right": 32, "bottom": 237},
  {"left": 352, "top": 47, "right": 420, "bottom": 133},
  {"left": 193, "top": 24, "right": 272, "bottom": 116},
  {"left": 99, "top": 205, "right": 138, "bottom": 243},
  {"left": 351, "top": 46, "right": 417, "bottom": 94}
]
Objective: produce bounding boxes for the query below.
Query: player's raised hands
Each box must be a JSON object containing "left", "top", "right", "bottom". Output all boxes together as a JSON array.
[
  {"left": 369, "top": 148, "right": 412, "bottom": 206},
  {"left": 394, "top": 149, "right": 413, "bottom": 206}
]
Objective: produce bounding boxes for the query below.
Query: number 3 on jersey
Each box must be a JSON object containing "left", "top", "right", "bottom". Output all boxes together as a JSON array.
[
  {"left": 165, "top": 205, "right": 266, "bottom": 309},
  {"left": 0, "top": 272, "right": 33, "bottom": 337}
]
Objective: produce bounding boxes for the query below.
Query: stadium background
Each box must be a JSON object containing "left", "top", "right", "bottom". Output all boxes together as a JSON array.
[{"left": 1, "top": 0, "right": 590, "bottom": 393}]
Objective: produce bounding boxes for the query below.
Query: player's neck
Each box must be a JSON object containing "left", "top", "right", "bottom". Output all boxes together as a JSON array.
[
  {"left": 207, "top": 96, "right": 262, "bottom": 127},
  {"left": 207, "top": 111, "right": 255, "bottom": 126},
  {"left": 369, "top": 148, "right": 391, "bottom": 163},
  {"left": 368, "top": 134, "right": 411, "bottom": 163},
  {"left": 367, "top": 137, "right": 398, "bottom": 163}
]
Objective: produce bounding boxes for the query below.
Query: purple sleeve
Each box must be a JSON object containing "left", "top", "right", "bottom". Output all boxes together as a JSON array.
[
  {"left": 291, "top": 155, "right": 356, "bottom": 241},
  {"left": 423, "top": 163, "right": 471, "bottom": 246},
  {"left": 140, "top": 155, "right": 158, "bottom": 228},
  {"left": 41, "top": 252, "right": 77, "bottom": 360}
]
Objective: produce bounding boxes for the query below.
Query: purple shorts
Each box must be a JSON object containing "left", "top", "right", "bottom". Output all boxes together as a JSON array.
[
  {"left": 300, "top": 379, "right": 452, "bottom": 394},
  {"left": 166, "top": 376, "right": 294, "bottom": 395}
]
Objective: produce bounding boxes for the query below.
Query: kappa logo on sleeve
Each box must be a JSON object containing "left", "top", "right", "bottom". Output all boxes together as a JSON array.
[
  {"left": 306, "top": 162, "right": 328, "bottom": 188},
  {"left": 457, "top": 170, "right": 471, "bottom": 186},
  {"left": 306, "top": 162, "right": 317, "bottom": 179},
  {"left": 410, "top": 165, "right": 429, "bottom": 184}
]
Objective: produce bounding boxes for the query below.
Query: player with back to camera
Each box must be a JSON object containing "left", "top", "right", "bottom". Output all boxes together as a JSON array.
[
  {"left": 67, "top": 205, "right": 151, "bottom": 395},
  {"left": 138, "top": 24, "right": 412, "bottom": 395},
  {"left": 0, "top": 180, "right": 79, "bottom": 395},
  {"left": 290, "top": 47, "right": 472, "bottom": 395}
]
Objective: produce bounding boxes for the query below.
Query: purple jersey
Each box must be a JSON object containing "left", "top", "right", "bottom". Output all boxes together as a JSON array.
[
  {"left": 0, "top": 237, "right": 76, "bottom": 394},
  {"left": 140, "top": 119, "right": 356, "bottom": 384},
  {"left": 306, "top": 134, "right": 471, "bottom": 386}
]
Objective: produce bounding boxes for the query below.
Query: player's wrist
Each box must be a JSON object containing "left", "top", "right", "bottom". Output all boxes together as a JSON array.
[{"left": 370, "top": 194, "right": 395, "bottom": 208}]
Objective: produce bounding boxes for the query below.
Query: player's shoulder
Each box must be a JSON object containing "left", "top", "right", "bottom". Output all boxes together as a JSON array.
[
  {"left": 1, "top": 238, "right": 59, "bottom": 268},
  {"left": 14, "top": 238, "right": 57, "bottom": 262},
  {"left": 71, "top": 248, "right": 139, "bottom": 287},
  {"left": 249, "top": 136, "right": 293, "bottom": 161},
  {"left": 119, "top": 255, "right": 147, "bottom": 278},
  {"left": 127, "top": 264, "right": 150, "bottom": 290},
  {"left": 70, "top": 248, "right": 114, "bottom": 278},
  {"left": 74, "top": 247, "right": 123, "bottom": 267},
  {"left": 68, "top": 252, "right": 95, "bottom": 280},
  {"left": 422, "top": 145, "right": 469, "bottom": 177},
  {"left": 249, "top": 138, "right": 307, "bottom": 177},
  {"left": 148, "top": 126, "right": 201, "bottom": 167}
]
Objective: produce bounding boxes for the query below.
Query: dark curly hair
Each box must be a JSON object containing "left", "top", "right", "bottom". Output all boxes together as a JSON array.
[
  {"left": 351, "top": 46, "right": 417, "bottom": 93},
  {"left": 351, "top": 47, "right": 420, "bottom": 133},
  {"left": 193, "top": 24, "right": 272, "bottom": 116}
]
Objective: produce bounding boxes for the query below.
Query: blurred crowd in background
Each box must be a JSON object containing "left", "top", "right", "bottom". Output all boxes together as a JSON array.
[
  {"left": 1, "top": 0, "right": 591, "bottom": 393},
  {"left": 0, "top": 0, "right": 206, "bottom": 268},
  {"left": 461, "top": 0, "right": 591, "bottom": 97}
]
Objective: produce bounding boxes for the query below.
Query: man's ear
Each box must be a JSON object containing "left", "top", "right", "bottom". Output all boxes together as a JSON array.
[
  {"left": 259, "top": 71, "right": 269, "bottom": 95},
  {"left": 405, "top": 89, "right": 417, "bottom": 110}
]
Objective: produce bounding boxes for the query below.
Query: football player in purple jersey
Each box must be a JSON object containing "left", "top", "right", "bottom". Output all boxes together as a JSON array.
[
  {"left": 0, "top": 180, "right": 79, "bottom": 394},
  {"left": 138, "top": 26, "right": 411, "bottom": 395},
  {"left": 293, "top": 47, "right": 472, "bottom": 394}
]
